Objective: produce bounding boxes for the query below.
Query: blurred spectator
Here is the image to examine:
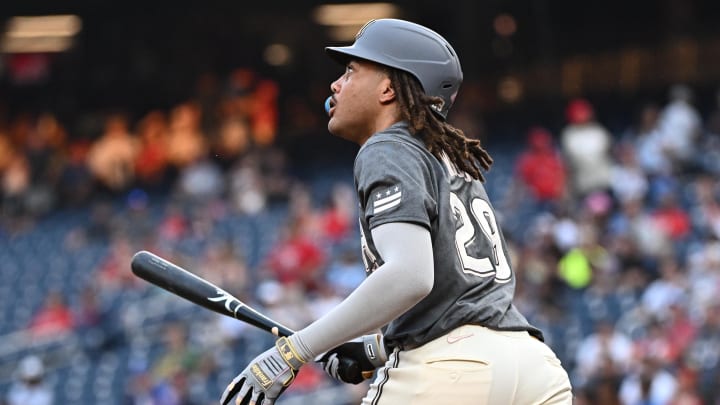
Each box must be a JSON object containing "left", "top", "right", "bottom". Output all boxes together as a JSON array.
[
  {"left": 561, "top": 98, "right": 614, "bottom": 198},
  {"left": 557, "top": 244, "right": 594, "bottom": 290},
  {"left": 6, "top": 355, "right": 53, "bottom": 405},
  {"left": 176, "top": 157, "right": 224, "bottom": 201},
  {"left": 552, "top": 208, "right": 582, "bottom": 253},
  {"left": 641, "top": 258, "right": 687, "bottom": 322},
  {"left": 201, "top": 242, "right": 248, "bottom": 292},
  {"left": 250, "top": 79, "right": 279, "bottom": 146},
  {"left": 264, "top": 216, "right": 326, "bottom": 291},
  {"left": 687, "top": 240, "right": 720, "bottom": 313},
  {"left": 631, "top": 103, "right": 673, "bottom": 178},
  {"left": 35, "top": 112, "right": 66, "bottom": 150},
  {"left": 259, "top": 146, "right": 293, "bottom": 204},
  {"left": 579, "top": 270, "right": 626, "bottom": 328},
  {"left": 661, "top": 302, "right": 697, "bottom": 365},
  {"left": 214, "top": 114, "right": 251, "bottom": 169},
  {"left": 75, "top": 201, "right": 115, "bottom": 244},
  {"left": 619, "top": 356, "right": 677, "bottom": 405},
  {"left": 57, "top": 140, "right": 94, "bottom": 206},
  {"left": 580, "top": 374, "right": 623, "bottom": 405},
  {"left": 557, "top": 223, "right": 609, "bottom": 290},
  {"left": 256, "top": 280, "right": 315, "bottom": 332},
  {"left": 95, "top": 235, "right": 143, "bottom": 292},
  {"left": 74, "top": 284, "right": 123, "bottom": 354},
  {"left": 611, "top": 142, "right": 649, "bottom": 205},
  {"left": 28, "top": 290, "right": 74, "bottom": 338},
  {"left": 632, "top": 319, "right": 675, "bottom": 367},
  {"left": 686, "top": 302, "right": 720, "bottom": 403},
  {"left": 28, "top": 113, "right": 65, "bottom": 182},
  {"left": 22, "top": 114, "right": 62, "bottom": 215},
  {"left": 157, "top": 203, "right": 190, "bottom": 245},
  {"left": 514, "top": 126, "right": 567, "bottom": 205},
  {"left": 134, "top": 110, "right": 170, "bottom": 188},
  {"left": 1, "top": 154, "right": 31, "bottom": 222},
  {"left": 689, "top": 175, "right": 720, "bottom": 239},
  {"left": 325, "top": 247, "right": 366, "bottom": 297},
  {"left": 125, "top": 367, "right": 157, "bottom": 405},
  {"left": 166, "top": 103, "right": 207, "bottom": 168},
  {"left": 124, "top": 323, "right": 206, "bottom": 405},
  {"left": 657, "top": 85, "right": 701, "bottom": 172},
  {"left": 613, "top": 198, "right": 671, "bottom": 258},
  {"left": 575, "top": 319, "right": 634, "bottom": 388},
  {"left": 652, "top": 192, "right": 691, "bottom": 242},
  {"left": 228, "top": 155, "right": 267, "bottom": 215},
  {"left": 86, "top": 113, "right": 139, "bottom": 193},
  {"left": 150, "top": 323, "right": 202, "bottom": 399},
  {"left": 317, "top": 182, "right": 356, "bottom": 245},
  {"left": 669, "top": 366, "right": 703, "bottom": 405}
]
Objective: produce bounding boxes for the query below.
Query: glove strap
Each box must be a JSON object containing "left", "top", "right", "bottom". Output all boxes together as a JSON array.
[
  {"left": 276, "top": 337, "right": 307, "bottom": 370},
  {"left": 362, "top": 334, "right": 387, "bottom": 368}
]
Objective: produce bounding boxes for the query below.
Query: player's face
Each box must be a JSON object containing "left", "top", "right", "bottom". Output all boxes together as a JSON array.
[{"left": 327, "top": 59, "right": 390, "bottom": 144}]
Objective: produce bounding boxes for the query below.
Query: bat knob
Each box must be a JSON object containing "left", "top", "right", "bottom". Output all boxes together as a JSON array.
[{"left": 337, "top": 358, "right": 365, "bottom": 384}]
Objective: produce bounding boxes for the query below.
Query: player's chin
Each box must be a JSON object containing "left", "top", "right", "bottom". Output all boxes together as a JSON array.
[
  {"left": 327, "top": 121, "right": 355, "bottom": 143},
  {"left": 327, "top": 118, "right": 342, "bottom": 136}
]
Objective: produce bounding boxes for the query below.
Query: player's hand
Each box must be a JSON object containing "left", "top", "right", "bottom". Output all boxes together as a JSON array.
[
  {"left": 220, "top": 337, "right": 307, "bottom": 405},
  {"left": 315, "top": 334, "right": 387, "bottom": 384}
]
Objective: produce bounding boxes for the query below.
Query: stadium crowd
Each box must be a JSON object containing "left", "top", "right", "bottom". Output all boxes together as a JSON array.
[{"left": 2, "top": 63, "right": 720, "bottom": 405}]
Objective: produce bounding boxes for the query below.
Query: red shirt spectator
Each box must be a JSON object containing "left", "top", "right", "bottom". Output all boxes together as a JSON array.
[
  {"left": 266, "top": 218, "right": 326, "bottom": 290},
  {"left": 516, "top": 127, "right": 567, "bottom": 202},
  {"left": 29, "top": 291, "right": 74, "bottom": 338},
  {"left": 653, "top": 193, "right": 691, "bottom": 240}
]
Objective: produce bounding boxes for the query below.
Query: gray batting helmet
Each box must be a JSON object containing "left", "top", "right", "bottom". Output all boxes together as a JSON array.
[{"left": 326, "top": 19, "right": 463, "bottom": 119}]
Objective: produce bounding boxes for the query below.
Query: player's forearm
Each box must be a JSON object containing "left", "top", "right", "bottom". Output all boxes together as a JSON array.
[{"left": 290, "top": 222, "right": 434, "bottom": 358}]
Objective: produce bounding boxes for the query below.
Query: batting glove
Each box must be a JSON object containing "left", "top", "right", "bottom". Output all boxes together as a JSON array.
[
  {"left": 221, "top": 336, "right": 307, "bottom": 405},
  {"left": 315, "top": 334, "right": 387, "bottom": 384}
]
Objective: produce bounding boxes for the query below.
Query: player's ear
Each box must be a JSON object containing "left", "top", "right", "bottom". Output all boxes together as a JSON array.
[{"left": 379, "top": 77, "right": 396, "bottom": 104}]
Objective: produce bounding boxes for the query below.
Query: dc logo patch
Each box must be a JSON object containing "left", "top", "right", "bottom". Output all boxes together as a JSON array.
[{"left": 372, "top": 185, "right": 402, "bottom": 214}]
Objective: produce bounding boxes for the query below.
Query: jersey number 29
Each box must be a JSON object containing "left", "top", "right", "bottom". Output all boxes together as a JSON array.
[{"left": 450, "top": 192, "right": 512, "bottom": 283}]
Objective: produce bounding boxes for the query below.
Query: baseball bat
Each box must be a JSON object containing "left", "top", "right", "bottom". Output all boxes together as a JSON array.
[
  {"left": 130, "top": 250, "right": 366, "bottom": 382},
  {"left": 130, "top": 250, "right": 294, "bottom": 337}
]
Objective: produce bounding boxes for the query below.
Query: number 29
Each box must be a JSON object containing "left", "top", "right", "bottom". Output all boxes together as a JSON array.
[{"left": 450, "top": 192, "right": 512, "bottom": 283}]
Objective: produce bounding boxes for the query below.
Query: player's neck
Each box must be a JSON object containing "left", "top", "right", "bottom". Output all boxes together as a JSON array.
[{"left": 360, "top": 109, "right": 402, "bottom": 145}]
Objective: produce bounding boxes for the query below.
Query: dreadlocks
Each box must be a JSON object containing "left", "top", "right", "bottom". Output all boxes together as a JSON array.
[{"left": 388, "top": 69, "right": 493, "bottom": 182}]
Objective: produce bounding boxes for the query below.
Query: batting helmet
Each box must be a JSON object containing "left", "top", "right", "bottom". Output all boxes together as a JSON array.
[{"left": 326, "top": 19, "right": 463, "bottom": 119}]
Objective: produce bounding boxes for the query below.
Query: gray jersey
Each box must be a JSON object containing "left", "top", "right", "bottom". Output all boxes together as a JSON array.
[{"left": 354, "top": 122, "right": 542, "bottom": 350}]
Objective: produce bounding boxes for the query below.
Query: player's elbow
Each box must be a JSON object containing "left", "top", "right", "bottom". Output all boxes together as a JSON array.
[{"left": 408, "top": 264, "right": 434, "bottom": 303}]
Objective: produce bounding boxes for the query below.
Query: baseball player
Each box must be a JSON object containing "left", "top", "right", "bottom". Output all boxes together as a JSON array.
[{"left": 221, "top": 19, "right": 572, "bottom": 405}]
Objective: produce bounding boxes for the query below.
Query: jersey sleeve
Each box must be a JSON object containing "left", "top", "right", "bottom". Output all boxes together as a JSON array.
[{"left": 354, "top": 139, "right": 437, "bottom": 230}]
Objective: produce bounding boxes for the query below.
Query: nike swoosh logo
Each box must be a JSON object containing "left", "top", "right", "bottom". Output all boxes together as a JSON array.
[{"left": 447, "top": 333, "right": 474, "bottom": 344}]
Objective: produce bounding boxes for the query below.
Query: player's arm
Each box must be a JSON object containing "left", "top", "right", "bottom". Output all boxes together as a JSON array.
[
  {"left": 220, "top": 223, "right": 433, "bottom": 403},
  {"left": 290, "top": 221, "right": 434, "bottom": 367}
]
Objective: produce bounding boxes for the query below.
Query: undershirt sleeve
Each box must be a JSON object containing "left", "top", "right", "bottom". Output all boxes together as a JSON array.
[{"left": 289, "top": 222, "right": 434, "bottom": 358}]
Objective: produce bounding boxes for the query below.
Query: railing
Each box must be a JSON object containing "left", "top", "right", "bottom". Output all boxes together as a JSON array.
[{"left": 0, "top": 329, "right": 80, "bottom": 384}]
